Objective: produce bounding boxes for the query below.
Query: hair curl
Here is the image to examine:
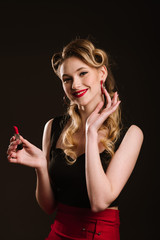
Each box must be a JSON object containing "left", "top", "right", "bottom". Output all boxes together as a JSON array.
[{"left": 51, "top": 38, "right": 122, "bottom": 164}]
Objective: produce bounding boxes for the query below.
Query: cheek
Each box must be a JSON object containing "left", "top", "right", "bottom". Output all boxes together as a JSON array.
[
  {"left": 87, "top": 76, "right": 100, "bottom": 88},
  {"left": 62, "top": 84, "right": 68, "bottom": 95},
  {"left": 84, "top": 74, "right": 99, "bottom": 86},
  {"left": 62, "top": 84, "right": 73, "bottom": 100}
]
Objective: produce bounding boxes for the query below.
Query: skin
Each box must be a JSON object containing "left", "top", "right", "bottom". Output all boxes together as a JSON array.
[
  {"left": 60, "top": 57, "right": 109, "bottom": 128},
  {"left": 7, "top": 56, "right": 144, "bottom": 214}
]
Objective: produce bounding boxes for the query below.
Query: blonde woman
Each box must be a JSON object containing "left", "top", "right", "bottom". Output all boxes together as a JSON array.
[{"left": 7, "top": 39, "right": 143, "bottom": 239}]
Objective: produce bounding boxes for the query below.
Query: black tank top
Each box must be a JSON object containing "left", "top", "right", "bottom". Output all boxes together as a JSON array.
[{"left": 49, "top": 115, "right": 128, "bottom": 208}]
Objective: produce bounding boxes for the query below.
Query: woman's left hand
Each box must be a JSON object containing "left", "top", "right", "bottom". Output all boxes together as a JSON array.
[{"left": 86, "top": 89, "right": 121, "bottom": 133}]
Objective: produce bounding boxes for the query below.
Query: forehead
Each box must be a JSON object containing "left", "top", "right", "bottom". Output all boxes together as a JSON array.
[{"left": 59, "top": 57, "right": 89, "bottom": 77}]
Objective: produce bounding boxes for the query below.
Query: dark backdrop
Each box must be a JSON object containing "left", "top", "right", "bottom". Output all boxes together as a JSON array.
[{"left": 0, "top": 1, "right": 159, "bottom": 239}]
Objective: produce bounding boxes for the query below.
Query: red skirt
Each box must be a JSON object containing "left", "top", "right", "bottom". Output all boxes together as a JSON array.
[{"left": 45, "top": 203, "right": 120, "bottom": 240}]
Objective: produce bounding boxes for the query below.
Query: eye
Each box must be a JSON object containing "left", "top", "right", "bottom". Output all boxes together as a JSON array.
[
  {"left": 63, "top": 78, "right": 72, "bottom": 83},
  {"left": 80, "top": 71, "right": 88, "bottom": 77}
]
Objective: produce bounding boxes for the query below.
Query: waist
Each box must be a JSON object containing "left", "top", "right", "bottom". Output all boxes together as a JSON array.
[{"left": 56, "top": 203, "right": 120, "bottom": 222}]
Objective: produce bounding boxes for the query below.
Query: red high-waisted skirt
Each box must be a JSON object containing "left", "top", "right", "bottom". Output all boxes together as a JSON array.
[{"left": 45, "top": 203, "right": 120, "bottom": 240}]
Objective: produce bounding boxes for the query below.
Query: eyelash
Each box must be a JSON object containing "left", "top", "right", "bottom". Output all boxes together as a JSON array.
[
  {"left": 63, "top": 78, "right": 71, "bottom": 83},
  {"left": 80, "top": 71, "right": 88, "bottom": 76},
  {"left": 63, "top": 72, "right": 88, "bottom": 83}
]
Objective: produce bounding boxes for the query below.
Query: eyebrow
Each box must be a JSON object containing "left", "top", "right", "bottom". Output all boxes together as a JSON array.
[{"left": 62, "top": 67, "right": 87, "bottom": 78}]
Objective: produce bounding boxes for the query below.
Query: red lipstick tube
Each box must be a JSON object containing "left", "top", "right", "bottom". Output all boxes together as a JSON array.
[{"left": 13, "top": 126, "right": 23, "bottom": 150}]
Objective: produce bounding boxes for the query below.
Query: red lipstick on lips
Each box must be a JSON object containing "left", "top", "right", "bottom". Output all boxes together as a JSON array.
[
  {"left": 13, "top": 126, "right": 23, "bottom": 150},
  {"left": 72, "top": 89, "right": 88, "bottom": 98}
]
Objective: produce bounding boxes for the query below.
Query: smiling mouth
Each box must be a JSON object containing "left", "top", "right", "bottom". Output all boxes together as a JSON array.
[{"left": 72, "top": 89, "right": 88, "bottom": 98}]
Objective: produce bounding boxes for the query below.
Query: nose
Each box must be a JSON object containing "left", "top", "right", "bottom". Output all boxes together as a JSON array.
[{"left": 72, "top": 77, "right": 81, "bottom": 90}]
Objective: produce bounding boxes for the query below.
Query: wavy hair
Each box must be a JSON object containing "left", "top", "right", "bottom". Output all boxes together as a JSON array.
[{"left": 51, "top": 38, "right": 122, "bottom": 164}]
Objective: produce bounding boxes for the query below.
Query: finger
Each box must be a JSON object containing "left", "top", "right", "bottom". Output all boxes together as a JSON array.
[
  {"left": 7, "top": 145, "right": 16, "bottom": 155},
  {"left": 108, "top": 100, "right": 121, "bottom": 115},
  {"left": 7, "top": 152, "right": 17, "bottom": 162},
  {"left": 9, "top": 151, "right": 17, "bottom": 159},
  {"left": 19, "top": 136, "right": 33, "bottom": 148},
  {"left": 93, "top": 101, "right": 104, "bottom": 115},
  {"left": 10, "top": 139, "right": 21, "bottom": 149},
  {"left": 7, "top": 139, "right": 19, "bottom": 154},
  {"left": 101, "top": 99, "right": 121, "bottom": 117},
  {"left": 112, "top": 92, "right": 118, "bottom": 105},
  {"left": 10, "top": 136, "right": 15, "bottom": 143},
  {"left": 104, "top": 89, "right": 112, "bottom": 108},
  {"left": 87, "top": 102, "right": 104, "bottom": 123},
  {"left": 8, "top": 155, "right": 18, "bottom": 163}
]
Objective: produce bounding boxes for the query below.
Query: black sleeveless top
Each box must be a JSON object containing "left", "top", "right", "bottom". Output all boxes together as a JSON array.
[{"left": 49, "top": 115, "right": 128, "bottom": 209}]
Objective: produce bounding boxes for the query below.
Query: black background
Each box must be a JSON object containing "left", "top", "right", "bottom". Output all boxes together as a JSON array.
[{"left": 0, "top": 1, "right": 159, "bottom": 239}]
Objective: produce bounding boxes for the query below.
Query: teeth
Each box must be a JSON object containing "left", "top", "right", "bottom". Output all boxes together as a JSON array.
[{"left": 75, "top": 90, "right": 86, "bottom": 95}]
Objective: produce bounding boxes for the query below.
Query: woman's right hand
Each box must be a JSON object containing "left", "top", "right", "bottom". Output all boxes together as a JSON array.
[{"left": 7, "top": 136, "right": 47, "bottom": 170}]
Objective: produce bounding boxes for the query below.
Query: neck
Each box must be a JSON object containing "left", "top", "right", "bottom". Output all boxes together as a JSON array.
[{"left": 78, "top": 96, "right": 104, "bottom": 130}]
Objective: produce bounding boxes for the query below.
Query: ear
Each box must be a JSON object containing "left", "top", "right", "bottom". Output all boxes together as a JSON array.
[{"left": 99, "top": 65, "right": 108, "bottom": 83}]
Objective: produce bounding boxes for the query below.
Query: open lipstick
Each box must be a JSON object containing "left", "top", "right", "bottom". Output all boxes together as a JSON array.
[{"left": 13, "top": 126, "right": 23, "bottom": 150}]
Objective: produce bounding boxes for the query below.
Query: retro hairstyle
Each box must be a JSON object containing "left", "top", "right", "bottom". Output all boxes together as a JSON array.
[{"left": 51, "top": 38, "right": 122, "bottom": 164}]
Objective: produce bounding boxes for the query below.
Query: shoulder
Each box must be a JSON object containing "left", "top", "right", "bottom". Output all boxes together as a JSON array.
[
  {"left": 44, "top": 118, "right": 54, "bottom": 129},
  {"left": 42, "top": 118, "right": 54, "bottom": 150},
  {"left": 125, "top": 125, "right": 144, "bottom": 142},
  {"left": 43, "top": 118, "right": 54, "bottom": 137},
  {"left": 43, "top": 116, "right": 63, "bottom": 134},
  {"left": 42, "top": 119, "right": 54, "bottom": 160},
  {"left": 43, "top": 115, "right": 67, "bottom": 140},
  {"left": 119, "top": 124, "right": 144, "bottom": 152}
]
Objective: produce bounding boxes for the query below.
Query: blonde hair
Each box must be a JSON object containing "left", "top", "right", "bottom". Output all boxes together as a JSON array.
[{"left": 51, "top": 38, "right": 122, "bottom": 164}]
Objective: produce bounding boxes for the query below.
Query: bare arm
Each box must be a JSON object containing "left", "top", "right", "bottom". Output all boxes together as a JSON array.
[
  {"left": 85, "top": 89, "right": 144, "bottom": 212},
  {"left": 35, "top": 118, "right": 57, "bottom": 214},
  {"left": 7, "top": 119, "right": 57, "bottom": 214},
  {"left": 86, "top": 125, "right": 143, "bottom": 212}
]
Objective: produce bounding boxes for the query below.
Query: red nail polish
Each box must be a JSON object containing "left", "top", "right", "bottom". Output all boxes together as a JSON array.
[{"left": 13, "top": 126, "right": 23, "bottom": 150}]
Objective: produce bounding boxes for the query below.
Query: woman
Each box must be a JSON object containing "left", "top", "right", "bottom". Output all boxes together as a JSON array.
[{"left": 7, "top": 39, "right": 143, "bottom": 239}]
